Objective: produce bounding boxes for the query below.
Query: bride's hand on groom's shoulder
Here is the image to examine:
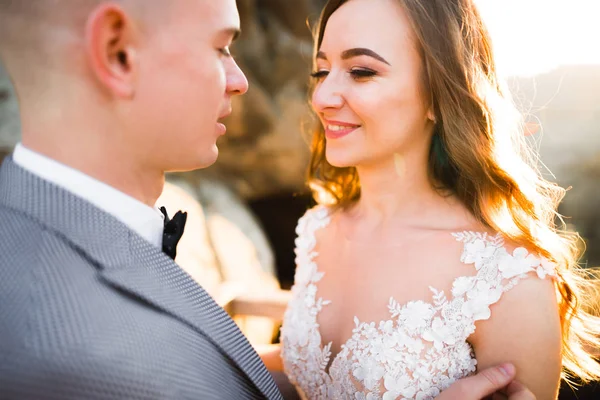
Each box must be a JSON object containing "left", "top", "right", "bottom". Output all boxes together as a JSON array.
[{"left": 435, "top": 363, "right": 536, "bottom": 400}]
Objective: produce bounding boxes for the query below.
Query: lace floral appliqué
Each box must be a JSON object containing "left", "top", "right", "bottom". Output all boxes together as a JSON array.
[{"left": 281, "top": 208, "right": 556, "bottom": 400}]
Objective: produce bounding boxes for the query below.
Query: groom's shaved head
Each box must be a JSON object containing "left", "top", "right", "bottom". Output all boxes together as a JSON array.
[
  {"left": 0, "top": 0, "right": 178, "bottom": 96},
  {"left": 0, "top": 0, "right": 164, "bottom": 56},
  {"left": 0, "top": 0, "right": 163, "bottom": 27}
]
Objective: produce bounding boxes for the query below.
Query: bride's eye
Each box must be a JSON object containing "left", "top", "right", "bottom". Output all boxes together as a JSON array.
[
  {"left": 310, "top": 70, "right": 329, "bottom": 80},
  {"left": 349, "top": 68, "right": 377, "bottom": 80}
]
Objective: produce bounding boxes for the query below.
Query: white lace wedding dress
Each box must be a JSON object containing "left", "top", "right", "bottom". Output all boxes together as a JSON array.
[{"left": 280, "top": 206, "right": 556, "bottom": 400}]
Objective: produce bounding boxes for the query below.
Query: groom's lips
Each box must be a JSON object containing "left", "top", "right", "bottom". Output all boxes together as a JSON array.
[
  {"left": 216, "top": 122, "right": 226, "bottom": 135},
  {"left": 216, "top": 109, "right": 232, "bottom": 135}
]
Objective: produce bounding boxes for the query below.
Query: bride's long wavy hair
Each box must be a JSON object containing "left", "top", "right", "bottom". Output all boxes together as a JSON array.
[{"left": 307, "top": 0, "right": 600, "bottom": 383}]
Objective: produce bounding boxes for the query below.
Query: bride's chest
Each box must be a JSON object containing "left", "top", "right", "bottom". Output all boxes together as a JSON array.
[{"left": 309, "top": 243, "right": 461, "bottom": 355}]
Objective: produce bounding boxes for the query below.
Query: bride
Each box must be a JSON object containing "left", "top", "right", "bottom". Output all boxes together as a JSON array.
[{"left": 261, "top": 0, "right": 600, "bottom": 398}]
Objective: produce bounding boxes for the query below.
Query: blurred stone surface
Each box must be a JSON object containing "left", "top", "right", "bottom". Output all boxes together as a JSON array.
[{"left": 157, "top": 178, "right": 281, "bottom": 346}]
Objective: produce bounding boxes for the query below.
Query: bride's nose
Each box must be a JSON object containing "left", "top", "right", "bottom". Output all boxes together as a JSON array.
[{"left": 312, "top": 74, "right": 345, "bottom": 112}]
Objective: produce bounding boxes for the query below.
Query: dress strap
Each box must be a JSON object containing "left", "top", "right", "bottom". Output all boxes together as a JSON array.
[{"left": 450, "top": 231, "right": 557, "bottom": 323}]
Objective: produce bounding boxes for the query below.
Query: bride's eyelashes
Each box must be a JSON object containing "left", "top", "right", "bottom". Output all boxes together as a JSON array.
[
  {"left": 310, "top": 70, "right": 329, "bottom": 79},
  {"left": 310, "top": 68, "right": 378, "bottom": 81},
  {"left": 349, "top": 68, "right": 377, "bottom": 79}
]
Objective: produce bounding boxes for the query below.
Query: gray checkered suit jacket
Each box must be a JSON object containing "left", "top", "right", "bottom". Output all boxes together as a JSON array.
[{"left": 0, "top": 157, "right": 283, "bottom": 400}]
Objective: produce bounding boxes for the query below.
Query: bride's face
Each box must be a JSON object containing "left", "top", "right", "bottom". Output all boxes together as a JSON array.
[{"left": 311, "top": 0, "right": 435, "bottom": 169}]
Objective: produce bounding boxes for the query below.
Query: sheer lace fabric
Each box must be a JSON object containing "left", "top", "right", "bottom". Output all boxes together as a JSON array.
[{"left": 280, "top": 206, "right": 555, "bottom": 400}]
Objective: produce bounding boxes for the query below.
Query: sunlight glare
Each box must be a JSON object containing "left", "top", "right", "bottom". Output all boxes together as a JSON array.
[{"left": 476, "top": 0, "right": 600, "bottom": 77}]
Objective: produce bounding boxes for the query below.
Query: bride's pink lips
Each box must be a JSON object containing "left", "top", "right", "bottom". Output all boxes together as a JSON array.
[{"left": 324, "top": 120, "right": 361, "bottom": 139}]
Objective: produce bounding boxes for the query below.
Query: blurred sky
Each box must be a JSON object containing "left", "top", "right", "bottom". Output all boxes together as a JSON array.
[{"left": 476, "top": 0, "right": 600, "bottom": 76}]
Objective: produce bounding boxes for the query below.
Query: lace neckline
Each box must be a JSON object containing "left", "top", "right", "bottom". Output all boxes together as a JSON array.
[
  {"left": 292, "top": 205, "right": 555, "bottom": 376},
  {"left": 281, "top": 205, "right": 556, "bottom": 399}
]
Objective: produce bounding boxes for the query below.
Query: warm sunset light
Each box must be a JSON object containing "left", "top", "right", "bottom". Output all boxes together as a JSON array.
[{"left": 476, "top": 0, "right": 600, "bottom": 77}]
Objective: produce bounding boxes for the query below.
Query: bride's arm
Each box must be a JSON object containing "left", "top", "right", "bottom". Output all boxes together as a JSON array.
[
  {"left": 470, "top": 275, "right": 562, "bottom": 399},
  {"left": 255, "top": 343, "right": 283, "bottom": 372}
]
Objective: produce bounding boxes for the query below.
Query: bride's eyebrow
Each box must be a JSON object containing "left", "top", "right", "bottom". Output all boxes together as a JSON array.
[{"left": 316, "top": 48, "right": 391, "bottom": 66}]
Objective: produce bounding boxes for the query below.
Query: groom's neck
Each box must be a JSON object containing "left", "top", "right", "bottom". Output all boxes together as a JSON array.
[{"left": 21, "top": 135, "right": 166, "bottom": 208}]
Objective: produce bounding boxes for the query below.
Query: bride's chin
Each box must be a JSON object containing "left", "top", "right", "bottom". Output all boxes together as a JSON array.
[{"left": 325, "top": 153, "right": 358, "bottom": 169}]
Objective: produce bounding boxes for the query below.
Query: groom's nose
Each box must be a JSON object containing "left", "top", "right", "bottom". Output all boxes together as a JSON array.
[{"left": 225, "top": 58, "right": 249, "bottom": 96}]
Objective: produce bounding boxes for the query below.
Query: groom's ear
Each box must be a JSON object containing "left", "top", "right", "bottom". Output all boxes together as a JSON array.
[{"left": 85, "top": 3, "right": 138, "bottom": 98}]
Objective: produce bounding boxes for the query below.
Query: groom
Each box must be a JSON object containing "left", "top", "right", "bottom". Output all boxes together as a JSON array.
[{"left": 0, "top": 1, "right": 533, "bottom": 399}]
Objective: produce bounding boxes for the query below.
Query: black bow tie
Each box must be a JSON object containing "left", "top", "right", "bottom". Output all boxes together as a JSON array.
[{"left": 160, "top": 206, "right": 187, "bottom": 260}]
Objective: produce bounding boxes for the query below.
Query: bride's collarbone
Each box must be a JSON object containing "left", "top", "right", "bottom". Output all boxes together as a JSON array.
[
  {"left": 311, "top": 239, "right": 472, "bottom": 327},
  {"left": 309, "top": 217, "right": 478, "bottom": 323},
  {"left": 314, "top": 243, "right": 466, "bottom": 291}
]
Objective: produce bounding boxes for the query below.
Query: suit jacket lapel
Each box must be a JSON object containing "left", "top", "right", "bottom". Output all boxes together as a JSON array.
[
  {"left": 99, "top": 238, "right": 280, "bottom": 399},
  {"left": 0, "top": 158, "right": 281, "bottom": 400}
]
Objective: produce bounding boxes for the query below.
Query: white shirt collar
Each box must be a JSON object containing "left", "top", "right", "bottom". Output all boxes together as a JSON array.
[{"left": 12, "top": 143, "right": 165, "bottom": 248}]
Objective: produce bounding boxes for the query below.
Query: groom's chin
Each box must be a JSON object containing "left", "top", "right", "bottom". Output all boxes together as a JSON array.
[
  {"left": 200, "top": 144, "right": 220, "bottom": 168},
  {"left": 167, "top": 145, "right": 220, "bottom": 173}
]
